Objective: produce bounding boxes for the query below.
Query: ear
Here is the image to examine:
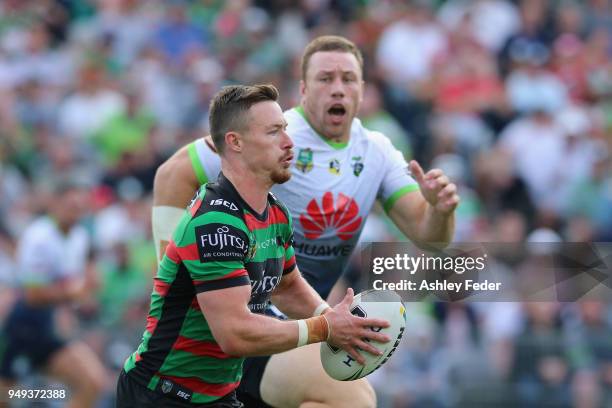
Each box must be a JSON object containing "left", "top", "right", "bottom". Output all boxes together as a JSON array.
[
  {"left": 299, "top": 80, "right": 306, "bottom": 97},
  {"left": 224, "top": 132, "right": 242, "bottom": 153}
]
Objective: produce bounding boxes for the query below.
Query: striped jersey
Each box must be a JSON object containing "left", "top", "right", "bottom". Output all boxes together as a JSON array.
[
  {"left": 124, "top": 173, "right": 296, "bottom": 404},
  {"left": 189, "top": 107, "right": 417, "bottom": 298}
]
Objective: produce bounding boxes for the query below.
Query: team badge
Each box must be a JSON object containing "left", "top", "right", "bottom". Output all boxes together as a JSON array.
[
  {"left": 329, "top": 159, "right": 340, "bottom": 175},
  {"left": 295, "top": 148, "right": 314, "bottom": 173},
  {"left": 351, "top": 156, "right": 364, "bottom": 177}
]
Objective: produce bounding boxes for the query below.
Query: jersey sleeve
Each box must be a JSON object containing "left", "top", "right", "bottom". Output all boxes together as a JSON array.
[
  {"left": 175, "top": 213, "right": 251, "bottom": 294},
  {"left": 375, "top": 132, "right": 420, "bottom": 212},
  {"left": 188, "top": 139, "right": 222, "bottom": 186}
]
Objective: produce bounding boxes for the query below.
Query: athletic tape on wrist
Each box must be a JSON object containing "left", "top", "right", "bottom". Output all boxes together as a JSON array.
[
  {"left": 297, "top": 319, "right": 308, "bottom": 347},
  {"left": 313, "top": 302, "right": 331, "bottom": 317}
]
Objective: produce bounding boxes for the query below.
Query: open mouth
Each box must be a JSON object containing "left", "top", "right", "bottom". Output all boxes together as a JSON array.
[{"left": 327, "top": 104, "right": 346, "bottom": 124}]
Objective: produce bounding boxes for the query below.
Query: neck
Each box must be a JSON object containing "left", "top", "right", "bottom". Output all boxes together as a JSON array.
[{"left": 221, "top": 160, "right": 271, "bottom": 214}]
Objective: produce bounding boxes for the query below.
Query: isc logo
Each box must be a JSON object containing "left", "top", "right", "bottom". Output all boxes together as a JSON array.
[{"left": 210, "top": 199, "right": 238, "bottom": 211}]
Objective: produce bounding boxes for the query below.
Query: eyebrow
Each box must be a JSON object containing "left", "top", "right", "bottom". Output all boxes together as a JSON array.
[
  {"left": 266, "top": 120, "right": 288, "bottom": 131},
  {"left": 317, "top": 70, "right": 358, "bottom": 76}
]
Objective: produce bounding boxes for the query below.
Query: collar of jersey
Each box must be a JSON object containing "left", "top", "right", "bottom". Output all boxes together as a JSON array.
[
  {"left": 217, "top": 172, "right": 269, "bottom": 222},
  {"left": 294, "top": 106, "right": 349, "bottom": 150}
]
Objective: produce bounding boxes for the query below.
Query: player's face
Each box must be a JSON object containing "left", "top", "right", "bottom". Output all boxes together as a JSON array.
[
  {"left": 242, "top": 101, "right": 294, "bottom": 185},
  {"left": 300, "top": 51, "right": 364, "bottom": 141}
]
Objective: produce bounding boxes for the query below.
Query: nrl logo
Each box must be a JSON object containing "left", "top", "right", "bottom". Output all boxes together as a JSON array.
[
  {"left": 161, "top": 380, "right": 173, "bottom": 394},
  {"left": 328, "top": 159, "right": 340, "bottom": 175},
  {"left": 295, "top": 148, "right": 314, "bottom": 173}
]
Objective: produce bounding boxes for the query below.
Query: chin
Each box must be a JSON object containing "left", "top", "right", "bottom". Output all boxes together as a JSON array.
[{"left": 271, "top": 169, "right": 292, "bottom": 184}]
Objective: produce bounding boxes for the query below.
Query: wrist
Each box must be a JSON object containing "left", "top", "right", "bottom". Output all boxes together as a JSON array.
[
  {"left": 296, "top": 315, "right": 330, "bottom": 347},
  {"left": 313, "top": 302, "right": 331, "bottom": 317}
]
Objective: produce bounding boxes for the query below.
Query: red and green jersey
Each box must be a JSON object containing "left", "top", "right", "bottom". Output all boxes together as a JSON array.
[{"left": 124, "top": 173, "right": 296, "bottom": 404}]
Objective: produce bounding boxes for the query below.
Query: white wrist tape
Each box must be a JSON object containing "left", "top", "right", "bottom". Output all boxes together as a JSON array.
[
  {"left": 297, "top": 319, "right": 308, "bottom": 347},
  {"left": 152, "top": 206, "right": 185, "bottom": 261},
  {"left": 313, "top": 302, "right": 331, "bottom": 317}
]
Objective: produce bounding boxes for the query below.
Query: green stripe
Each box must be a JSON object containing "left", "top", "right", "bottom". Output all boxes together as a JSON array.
[
  {"left": 383, "top": 184, "right": 419, "bottom": 213},
  {"left": 159, "top": 350, "right": 242, "bottom": 382},
  {"left": 294, "top": 106, "right": 348, "bottom": 150},
  {"left": 180, "top": 309, "right": 216, "bottom": 340},
  {"left": 188, "top": 142, "right": 208, "bottom": 185}
]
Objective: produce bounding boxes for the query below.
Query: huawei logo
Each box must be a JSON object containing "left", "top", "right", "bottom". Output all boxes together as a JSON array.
[{"left": 299, "top": 192, "right": 362, "bottom": 241}]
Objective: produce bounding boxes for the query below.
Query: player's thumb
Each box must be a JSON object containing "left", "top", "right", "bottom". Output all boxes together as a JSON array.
[
  {"left": 340, "top": 288, "right": 354, "bottom": 308},
  {"left": 409, "top": 160, "right": 425, "bottom": 184}
]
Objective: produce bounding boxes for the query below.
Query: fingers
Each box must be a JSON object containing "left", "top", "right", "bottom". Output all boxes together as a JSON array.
[
  {"left": 345, "top": 346, "right": 365, "bottom": 365},
  {"left": 360, "top": 329, "right": 391, "bottom": 344},
  {"left": 360, "top": 317, "right": 390, "bottom": 329},
  {"left": 355, "top": 339, "right": 383, "bottom": 357},
  {"left": 339, "top": 287, "right": 354, "bottom": 308},
  {"left": 409, "top": 160, "right": 425, "bottom": 184}
]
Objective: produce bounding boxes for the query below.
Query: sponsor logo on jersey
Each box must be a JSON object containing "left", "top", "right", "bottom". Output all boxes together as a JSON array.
[
  {"left": 295, "top": 148, "right": 314, "bottom": 173},
  {"left": 351, "top": 156, "right": 364, "bottom": 177},
  {"left": 328, "top": 159, "right": 340, "bottom": 175},
  {"left": 250, "top": 275, "right": 280, "bottom": 295},
  {"left": 196, "top": 223, "right": 248, "bottom": 261},
  {"left": 299, "top": 192, "right": 362, "bottom": 241},
  {"left": 293, "top": 242, "right": 354, "bottom": 257},
  {"left": 209, "top": 199, "right": 238, "bottom": 211}
]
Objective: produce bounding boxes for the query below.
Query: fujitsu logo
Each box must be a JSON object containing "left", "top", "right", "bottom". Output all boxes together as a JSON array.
[{"left": 299, "top": 192, "right": 362, "bottom": 241}]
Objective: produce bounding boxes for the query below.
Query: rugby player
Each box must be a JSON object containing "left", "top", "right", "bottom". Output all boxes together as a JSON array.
[
  {"left": 0, "top": 180, "right": 108, "bottom": 408},
  {"left": 117, "top": 84, "right": 390, "bottom": 407},
  {"left": 153, "top": 36, "right": 459, "bottom": 407}
]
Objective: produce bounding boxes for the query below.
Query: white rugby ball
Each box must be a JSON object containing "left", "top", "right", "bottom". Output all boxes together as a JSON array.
[{"left": 320, "top": 289, "right": 406, "bottom": 381}]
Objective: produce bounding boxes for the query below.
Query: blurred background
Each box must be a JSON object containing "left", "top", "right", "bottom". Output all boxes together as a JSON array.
[{"left": 0, "top": 0, "right": 611, "bottom": 406}]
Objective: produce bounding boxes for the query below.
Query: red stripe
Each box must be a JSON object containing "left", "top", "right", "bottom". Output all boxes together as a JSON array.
[
  {"left": 269, "top": 206, "right": 288, "bottom": 225},
  {"left": 165, "top": 240, "right": 180, "bottom": 263},
  {"left": 193, "top": 269, "right": 248, "bottom": 286},
  {"left": 244, "top": 213, "right": 268, "bottom": 230},
  {"left": 153, "top": 279, "right": 170, "bottom": 297},
  {"left": 283, "top": 256, "right": 296, "bottom": 272},
  {"left": 135, "top": 353, "right": 142, "bottom": 362},
  {"left": 176, "top": 243, "right": 199, "bottom": 261},
  {"left": 146, "top": 315, "right": 159, "bottom": 334},
  {"left": 173, "top": 335, "right": 232, "bottom": 359},
  {"left": 156, "top": 374, "right": 240, "bottom": 397},
  {"left": 190, "top": 198, "right": 202, "bottom": 217},
  {"left": 244, "top": 205, "right": 288, "bottom": 230},
  {"left": 190, "top": 297, "right": 200, "bottom": 310}
]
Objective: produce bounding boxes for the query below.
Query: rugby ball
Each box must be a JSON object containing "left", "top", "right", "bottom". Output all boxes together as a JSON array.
[{"left": 320, "top": 289, "right": 406, "bottom": 381}]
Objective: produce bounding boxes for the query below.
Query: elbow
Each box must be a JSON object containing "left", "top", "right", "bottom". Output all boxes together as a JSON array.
[{"left": 217, "top": 335, "right": 248, "bottom": 357}]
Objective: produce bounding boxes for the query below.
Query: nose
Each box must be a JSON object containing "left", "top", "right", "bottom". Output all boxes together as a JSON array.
[
  {"left": 330, "top": 77, "right": 345, "bottom": 98},
  {"left": 281, "top": 129, "right": 294, "bottom": 150}
]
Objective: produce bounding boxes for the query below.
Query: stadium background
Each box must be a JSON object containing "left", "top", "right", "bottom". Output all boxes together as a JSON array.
[{"left": 0, "top": 0, "right": 611, "bottom": 406}]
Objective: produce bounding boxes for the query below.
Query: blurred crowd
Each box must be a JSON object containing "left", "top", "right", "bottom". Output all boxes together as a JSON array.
[{"left": 0, "top": 0, "right": 611, "bottom": 406}]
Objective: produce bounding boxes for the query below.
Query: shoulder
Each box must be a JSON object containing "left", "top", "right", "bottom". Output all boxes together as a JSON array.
[
  {"left": 268, "top": 192, "right": 291, "bottom": 223},
  {"left": 352, "top": 119, "right": 396, "bottom": 153},
  {"left": 154, "top": 141, "right": 200, "bottom": 207}
]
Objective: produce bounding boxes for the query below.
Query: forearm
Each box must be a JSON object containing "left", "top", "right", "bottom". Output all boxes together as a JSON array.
[
  {"left": 23, "top": 280, "right": 82, "bottom": 306},
  {"left": 417, "top": 204, "right": 455, "bottom": 248},
  {"left": 226, "top": 313, "right": 300, "bottom": 356},
  {"left": 271, "top": 271, "right": 327, "bottom": 319}
]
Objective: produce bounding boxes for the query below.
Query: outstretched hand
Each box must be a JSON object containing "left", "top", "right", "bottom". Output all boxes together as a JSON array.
[
  {"left": 409, "top": 160, "right": 459, "bottom": 215},
  {"left": 324, "top": 288, "right": 391, "bottom": 365}
]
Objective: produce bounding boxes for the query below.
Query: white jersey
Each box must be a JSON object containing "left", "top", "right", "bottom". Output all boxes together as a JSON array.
[
  {"left": 16, "top": 216, "right": 90, "bottom": 286},
  {"left": 189, "top": 107, "right": 417, "bottom": 297}
]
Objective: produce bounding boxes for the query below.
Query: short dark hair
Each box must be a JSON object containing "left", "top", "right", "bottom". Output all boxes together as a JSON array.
[
  {"left": 209, "top": 84, "right": 279, "bottom": 154},
  {"left": 301, "top": 35, "right": 364, "bottom": 81}
]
